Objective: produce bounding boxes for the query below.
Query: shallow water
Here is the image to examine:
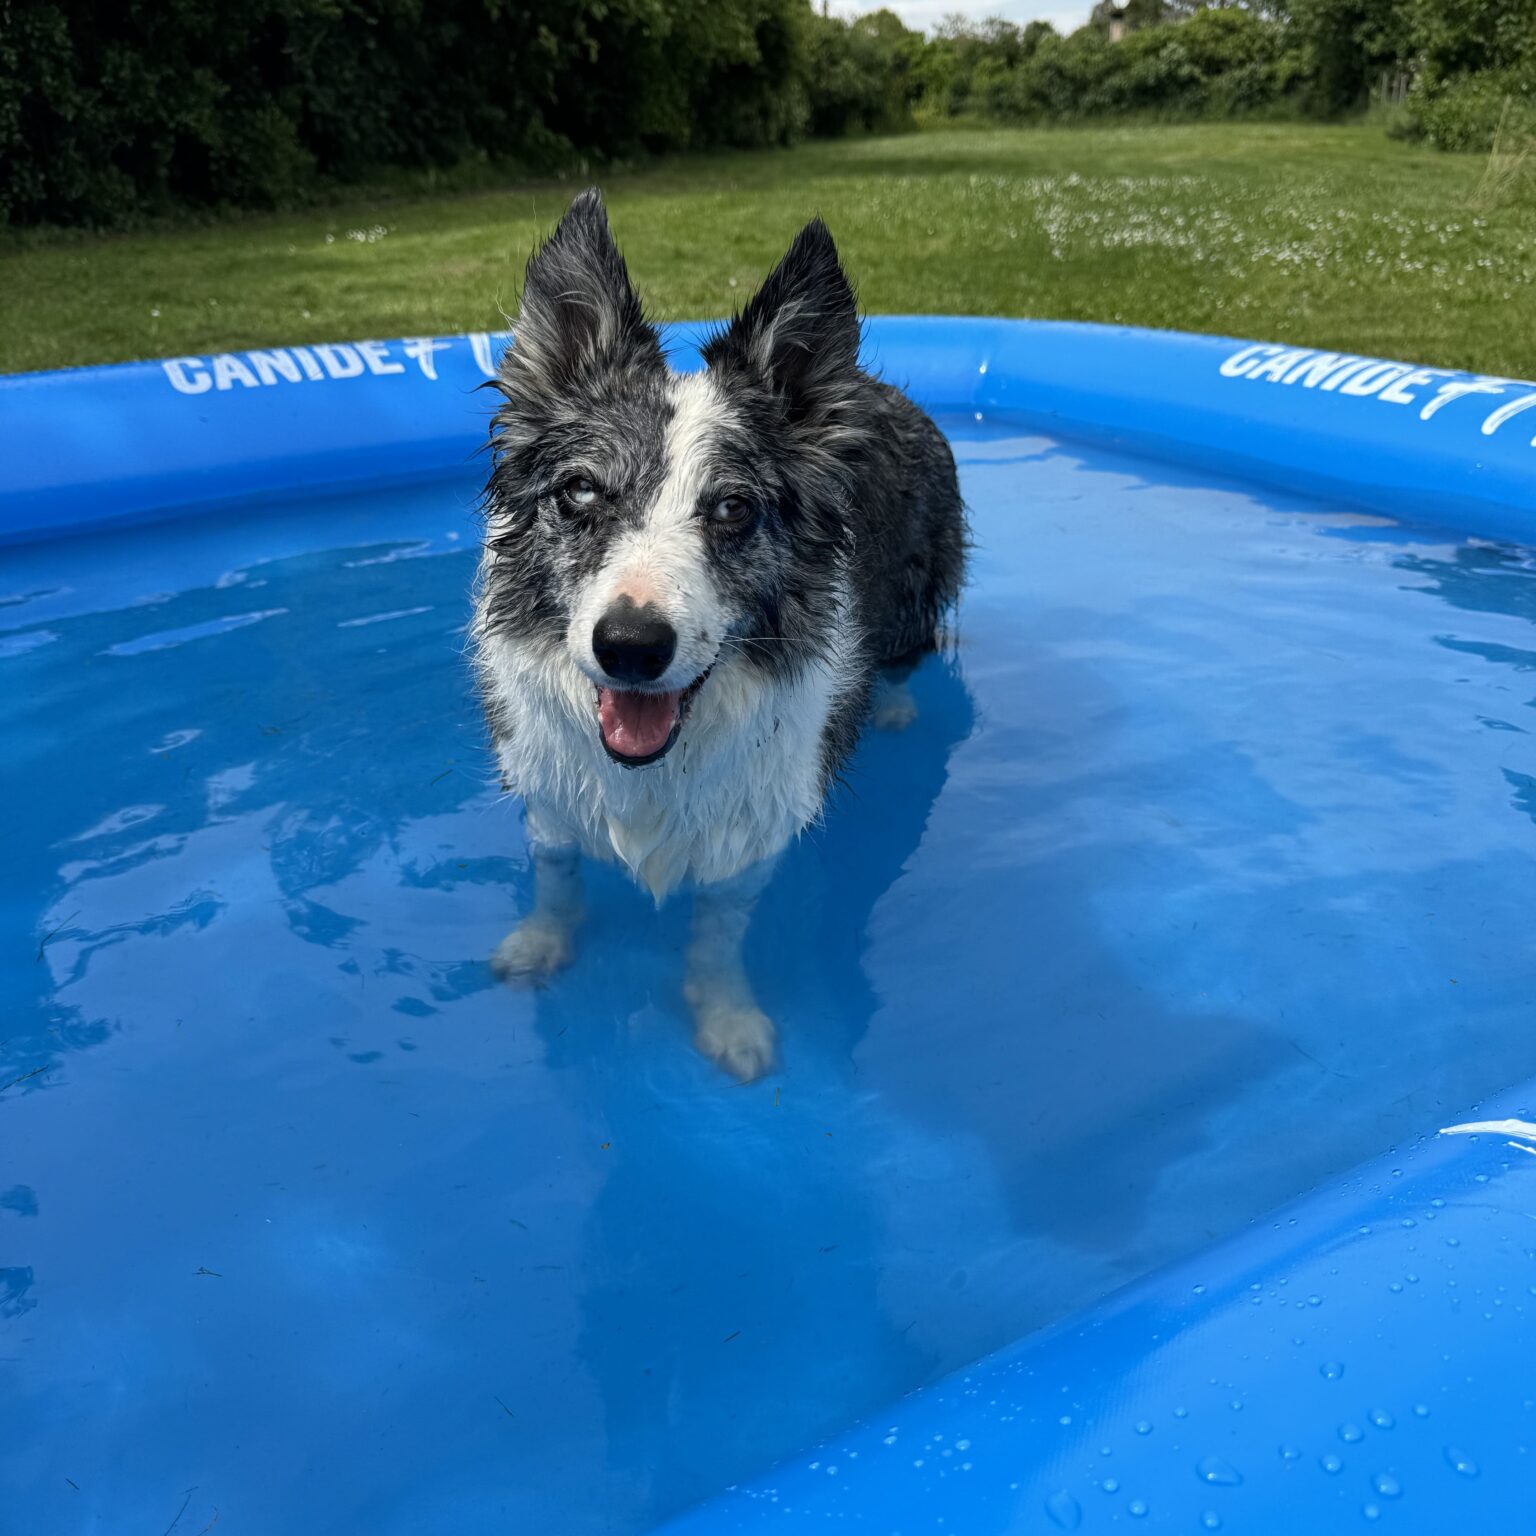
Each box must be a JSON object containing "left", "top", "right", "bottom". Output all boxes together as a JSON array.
[{"left": 3, "top": 415, "right": 1536, "bottom": 1535}]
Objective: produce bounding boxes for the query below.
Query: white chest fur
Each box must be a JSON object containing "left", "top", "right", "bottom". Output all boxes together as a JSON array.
[{"left": 478, "top": 628, "right": 846, "bottom": 899}]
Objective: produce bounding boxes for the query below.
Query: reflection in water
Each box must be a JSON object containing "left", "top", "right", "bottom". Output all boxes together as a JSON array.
[
  {"left": 4, "top": 442, "right": 1536, "bottom": 1535},
  {"left": 1395, "top": 539, "right": 1536, "bottom": 824}
]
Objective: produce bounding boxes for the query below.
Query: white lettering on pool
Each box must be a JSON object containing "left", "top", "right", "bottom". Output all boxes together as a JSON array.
[
  {"left": 161, "top": 334, "right": 514, "bottom": 392},
  {"left": 212, "top": 354, "right": 260, "bottom": 390},
  {"left": 358, "top": 340, "right": 404, "bottom": 376},
  {"left": 314, "top": 343, "right": 363, "bottom": 379},
  {"left": 403, "top": 338, "right": 450, "bottom": 380},
  {"left": 1221, "top": 341, "right": 1536, "bottom": 444},
  {"left": 163, "top": 358, "right": 212, "bottom": 394}
]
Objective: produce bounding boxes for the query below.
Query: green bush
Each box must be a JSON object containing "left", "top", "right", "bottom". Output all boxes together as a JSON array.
[
  {"left": 0, "top": 0, "right": 812, "bottom": 227},
  {"left": 1405, "top": 67, "right": 1536, "bottom": 153},
  {"left": 1285, "top": 0, "right": 1414, "bottom": 115},
  {"left": 968, "top": 9, "right": 1300, "bottom": 127},
  {"left": 805, "top": 8, "right": 920, "bottom": 138}
]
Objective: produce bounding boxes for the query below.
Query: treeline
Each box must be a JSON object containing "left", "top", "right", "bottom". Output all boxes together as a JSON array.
[
  {"left": 0, "top": 0, "right": 815, "bottom": 227},
  {"left": 1, "top": 0, "right": 1529, "bottom": 229},
  {"left": 890, "top": 0, "right": 1536, "bottom": 152}
]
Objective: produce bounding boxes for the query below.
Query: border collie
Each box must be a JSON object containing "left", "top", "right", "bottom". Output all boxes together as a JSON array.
[{"left": 473, "top": 189, "right": 965, "bottom": 1079}]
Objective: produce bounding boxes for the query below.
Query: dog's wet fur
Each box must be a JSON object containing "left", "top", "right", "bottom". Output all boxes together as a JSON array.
[{"left": 473, "top": 189, "right": 965, "bottom": 1078}]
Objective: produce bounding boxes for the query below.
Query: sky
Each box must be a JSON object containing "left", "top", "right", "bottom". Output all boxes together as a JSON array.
[{"left": 826, "top": 0, "right": 1094, "bottom": 35}]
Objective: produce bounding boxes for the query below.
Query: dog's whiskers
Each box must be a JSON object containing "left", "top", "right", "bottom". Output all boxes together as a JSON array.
[{"left": 720, "top": 634, "right": 816, "bottom": 650}]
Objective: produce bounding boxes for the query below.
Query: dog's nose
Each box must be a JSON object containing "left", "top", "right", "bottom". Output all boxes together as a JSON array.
[{"left": 593, "top": 600, "right": 677, "bottom": 684}]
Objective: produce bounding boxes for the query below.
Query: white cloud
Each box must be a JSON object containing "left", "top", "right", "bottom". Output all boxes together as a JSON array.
[{"left": 825, "top": 0, "right": 1092, "bottom": 34}]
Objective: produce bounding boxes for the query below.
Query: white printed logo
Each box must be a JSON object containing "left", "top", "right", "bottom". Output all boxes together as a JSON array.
[
  {"left": 1220, "top": 343, "right": 1536, "bottom": 443},
  {"left": 161, "top": 332, "right": 512, "bottom": 394}
]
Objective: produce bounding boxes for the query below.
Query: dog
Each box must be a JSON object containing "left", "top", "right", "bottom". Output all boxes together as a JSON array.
[{"left": 473, "top": 188, "right": 965, "bottom": 1080}]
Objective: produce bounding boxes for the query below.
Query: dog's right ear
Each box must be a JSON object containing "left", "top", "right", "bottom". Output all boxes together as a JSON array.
[{"left": 502, "top": 189, "right": 662, "bottom": 400}]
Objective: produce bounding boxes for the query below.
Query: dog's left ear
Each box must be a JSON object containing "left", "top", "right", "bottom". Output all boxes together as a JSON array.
[
  {"left": 504, "top": 188, "right": 662, "bottom": 398},
  {"left": 703, "top": 218, "right": 860, "bottom": 420}
]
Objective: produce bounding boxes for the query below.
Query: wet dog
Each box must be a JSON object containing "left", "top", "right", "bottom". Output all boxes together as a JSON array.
[{"left": 473, "top": 189, "right": 965, "bottom": 1078}]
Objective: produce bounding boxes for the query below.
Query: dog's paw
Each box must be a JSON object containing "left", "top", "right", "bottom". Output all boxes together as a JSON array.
[
  {"left": 871, "top": 678, "right": 918, "bottom": 732},
  {"left": 692, "top": 1002, "right": 778, "bottom": 1083},
  {"left": 491, "top": 919, "right": 576, "bottom": 984}
]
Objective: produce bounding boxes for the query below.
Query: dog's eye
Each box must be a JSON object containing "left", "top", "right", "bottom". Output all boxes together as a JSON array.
[
  {"left": 561, "top": 475, "right": 599, "bottom": 509},
  {"left": 709, "top": 495, "right": 754, "bottom": 528}
]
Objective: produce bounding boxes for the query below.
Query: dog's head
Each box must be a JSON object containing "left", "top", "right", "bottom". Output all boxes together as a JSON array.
[{"left": 482, "top": 188, "right": 867, "bottom": 768}]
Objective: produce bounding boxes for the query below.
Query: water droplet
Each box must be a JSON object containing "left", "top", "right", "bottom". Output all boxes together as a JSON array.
[
  {"left": 1447, "top": 1237, "right": 1462, "bottom": 1248},
  {"left": 1406, "top": 1273, "right": 1420, "bottom": 1284},
  {"left": 1279, "top": 1444, "right": 1302, "bottom": 1462},
  {"left": 1197, "top": 1455, "right": 1243, "bottom": 1486},
  {"left": 1321, "top": 1361, "right": 1345, "bottom": 1381},
  {"left": 1044, "top": 1490, "right": 1082, "bottom": 1530},
  {"left": 1134, "top": 1420, "right": 1153, "bottom": 1436},
  {"left": 1389, "top": 1281, "right": 1404, "bottom": 1293},
  {"left": 1413, "top": 1404, "right": 1430, "bottom": 1418},
  {"left": 1193, "top": 1284, "right": 1208, "bottom": 1295},
  {"left": 1370, "top": 1409, "right": 1395, "bottom": 1430},
  {"left": 1307, "top": 1295, "right": 1323, "bottom": 1307},
  {"left": 882, "top": 1435, "right": 897, "bottom": 1446},
  {"left": 1372, "top": 1473, "right": 1402, "bottom": 1498},
  {"left": 1101, "top": 1477, "right": 1120, "bottom": 1494},
  {"left": 1058, "top": 1415, "right": 1072, "bottom": 1426},
  {"left": 1363, "top": 1503, "right": 1382, "bottom": 1521},
  {"left": 1173, "top": 1406, "right": 1189, "bottom": 1419},
  {"left": 1320, "top": 1453, "right": 1344, "bottom": 1475},
  {"left": 1444, "top": 1446, "right": 1480, "bottom": 1477},
  {"left": 1202, "top": 1514, "right": 1222, "bottom": 1531},
  {"left": 1340, "top": 1424, "right": 1364, "bottom": 1444},
  {"left": 1128, "top": 1499, "right": 1149, "bottom": 1518},
  {"left": 955, "top": 1440, "right": 971, "bottom": 1451}
]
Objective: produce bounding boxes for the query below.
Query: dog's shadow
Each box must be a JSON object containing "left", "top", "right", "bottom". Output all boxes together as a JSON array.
[
  {"left": 504, "top": 630, "right": 1301, "bottom": 1527},
  {"left": 507, "top": 652, "right": 974, "bottom": 1521}
]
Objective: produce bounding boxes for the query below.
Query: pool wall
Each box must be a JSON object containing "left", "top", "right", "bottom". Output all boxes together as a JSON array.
[
  {"left": 3, "top": 318, "right": 1534, "bottom": 546},
  {"left": 4, "top": 319, "right": 1536, "bottom": 1532}
]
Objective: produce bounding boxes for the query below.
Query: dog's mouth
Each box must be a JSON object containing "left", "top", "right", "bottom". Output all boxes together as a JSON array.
[{"left": 596, "top": 669, "right": 711, "bottom": 768}]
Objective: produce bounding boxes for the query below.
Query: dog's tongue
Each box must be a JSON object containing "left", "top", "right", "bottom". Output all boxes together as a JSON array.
[{"left": 598, "top": 687, "right": 682, "bottom": 759}]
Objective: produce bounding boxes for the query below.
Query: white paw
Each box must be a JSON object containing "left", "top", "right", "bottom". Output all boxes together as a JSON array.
[
  {"left": 872, "top": 682, "right": 918, "bottom": 731},
  {"left": 491, "top": 919, "right": 576, "bottom": 983},
  {"left": 691, "top": 1002, "right": 778, "bottom": 1083}
]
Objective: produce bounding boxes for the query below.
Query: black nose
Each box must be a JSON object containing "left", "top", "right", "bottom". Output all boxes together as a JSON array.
[{"left": 592, "top": 599, "right": 676, "bottom": 684}]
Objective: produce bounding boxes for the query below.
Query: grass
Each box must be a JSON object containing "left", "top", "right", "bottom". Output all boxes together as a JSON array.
[{"left": 3, "top": 121, "right": 1534, "bottom": 378}]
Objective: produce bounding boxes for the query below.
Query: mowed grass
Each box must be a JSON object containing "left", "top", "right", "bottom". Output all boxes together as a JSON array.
[{"left": 3, "top": 122, "right": 1534, "bottom": 377}]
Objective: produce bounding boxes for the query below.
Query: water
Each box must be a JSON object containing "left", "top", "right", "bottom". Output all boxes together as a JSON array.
[{"left": 4, "top": 414, "right": 1536, "bottom": 1534}]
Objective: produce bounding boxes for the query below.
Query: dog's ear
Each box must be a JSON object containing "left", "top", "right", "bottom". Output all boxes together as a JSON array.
[
  {"left": 504, "top": 188, "right": 662, "bottom": 398},
  {"left": 703, "top": 218, "right": 860, "bottom": 420}
]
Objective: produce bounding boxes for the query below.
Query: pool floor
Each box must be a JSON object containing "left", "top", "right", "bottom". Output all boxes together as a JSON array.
[{"left": 3, "top": 415, "right": 1536, "bottom": 1534}]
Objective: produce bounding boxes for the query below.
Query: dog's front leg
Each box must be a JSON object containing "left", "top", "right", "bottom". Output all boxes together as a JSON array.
[
  {"left": 685, "top": 858, "right": 777, "bottom": 1082},
  {"left": 492, "top": 817, "right": 583, "bottom": 983}
]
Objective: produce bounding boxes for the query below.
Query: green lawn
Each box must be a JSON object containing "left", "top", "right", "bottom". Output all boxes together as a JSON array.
[{"left": 4, "top": 122, "right": 1533, "bottom": 378}]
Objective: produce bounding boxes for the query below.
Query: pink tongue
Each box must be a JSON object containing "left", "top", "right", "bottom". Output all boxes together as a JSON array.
[{"left": 598, "top": 687, "right": 683, "bottom": 758}]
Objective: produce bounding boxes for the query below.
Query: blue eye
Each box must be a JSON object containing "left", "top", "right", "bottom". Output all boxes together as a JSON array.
[
  {"left": 710, "top": 495, "right": 753, "bottom": 527},
  {"left": 563, "top": 475, "right": 599, "bottom": 508}
]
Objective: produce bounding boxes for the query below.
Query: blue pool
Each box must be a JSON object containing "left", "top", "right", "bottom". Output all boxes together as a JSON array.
[{"left": 3, "top": 321, "right": 1535, "bottom": 1533}]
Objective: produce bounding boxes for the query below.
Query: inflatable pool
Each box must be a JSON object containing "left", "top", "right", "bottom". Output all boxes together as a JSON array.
[{"left": 3, "top": 319, "right": 1534, "bottom": 1534}]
